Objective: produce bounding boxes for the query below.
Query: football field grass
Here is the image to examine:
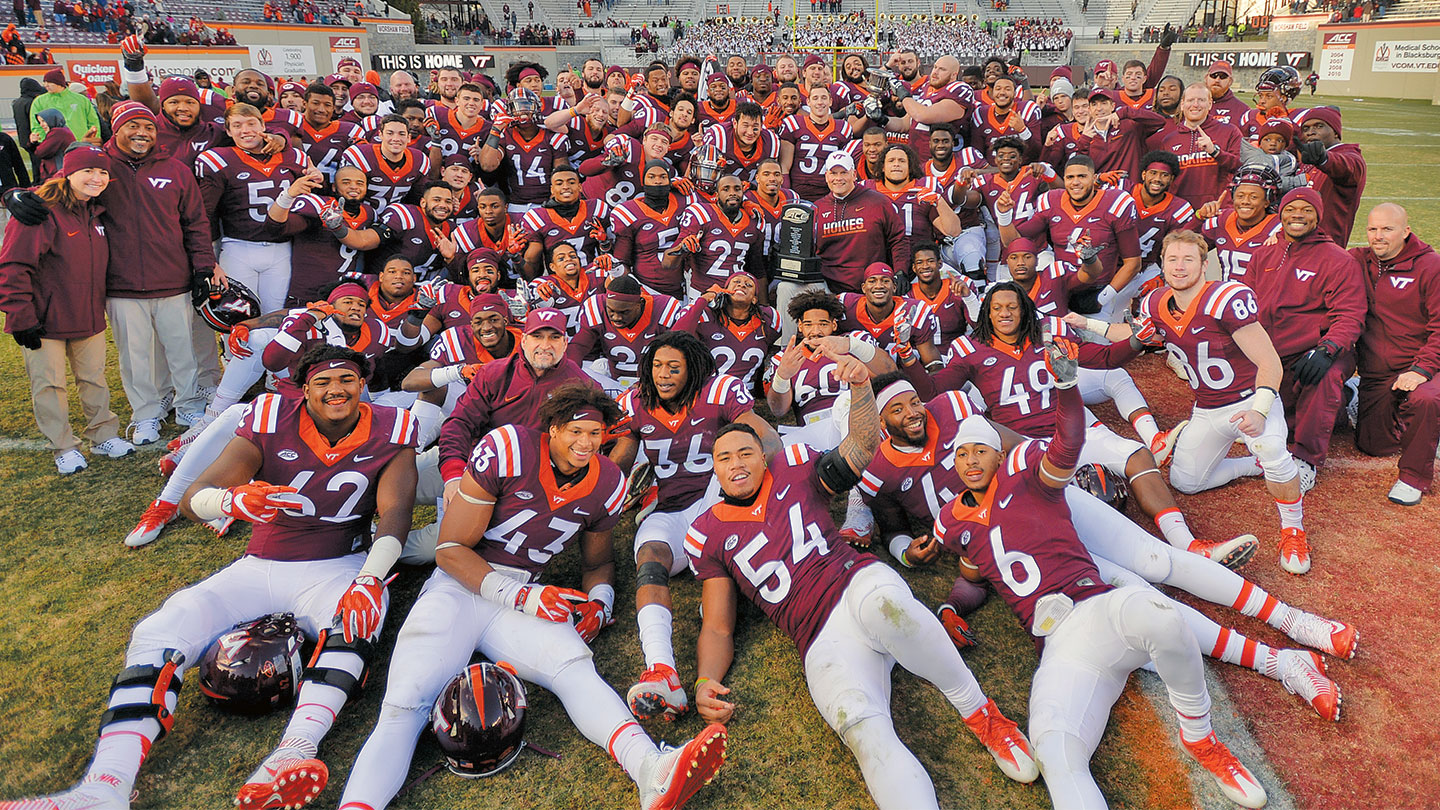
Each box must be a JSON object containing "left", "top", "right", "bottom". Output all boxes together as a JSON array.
[{"left": 0, "top": 95, "right": 1435, "bottom": 810}]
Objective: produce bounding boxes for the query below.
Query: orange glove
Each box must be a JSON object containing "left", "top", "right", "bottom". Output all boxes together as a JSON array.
[
  {"left": 334, "top": 574, "right": 394, "bottom": 643},
  {"left": 227, "top": 323, "right": 252, "bottom": 359},
  {"left": 460, "top": 363, "right": 484, "bottom": 381},
  {"left": 513, "top": 584, "right": 588, "bottom": 623},
  {"left": 564, "top": 595, "right": 612, "bottom": 644},
  {"left": 306, "top": 300, "right": 338, "bottom": 320},
  {"left": 506, "top": 222, "right": 528, "bottom": 255},
  {"left": 221, "top": 482, "right": 302, "bottom": 523},
  {"left": 937, "top": 605, "right": 977, "bottom": 650},
  {"left": 675, "top": 233, "right": 702, "bottom": 254},
  {"left": 672, "top": 177, "right": 695, "bottom": 196}
]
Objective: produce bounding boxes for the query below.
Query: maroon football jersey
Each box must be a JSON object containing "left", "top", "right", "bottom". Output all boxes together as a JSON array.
[
  {"left": 934, "top": 317, "right": 1072, "bottom": 437},
  {"left": 611, "top": 196, "right": 685, "bottom": 297},
  {"left": 1201, "top": 210, "right": 1282, "bottom": 281},
  {"left": 858, "top": 390, "right": 977, "bottom": 520},
  {"left": 933, "top": 439, "right": 1113, "bottom": 636},
  {"left": 432, "top": 109, "right": 491, "bottom": 162},
  {"left": 977, "top": 171, "right": 1046, "bottom": 226},
  {"left": 673, "top": 301, "right": 780, "bottom": 388},
  {"left": 969, "top": 103, "right": 1040, "bottom": 156},
  {"left": 376, "top": 204, "right": 456, "bottom": 280},
  {"left": 468, "top": 424, "right": 626, "bottom": 578},
  {"left": 498, "top": 128, "right": 571, "bottom": 206},
  {"left": 567, "top": 291, "right": 683, "bottom": 380},
  {"left": 1019, "top": 262, "right": 1085, "bottom": 317},
  {"left": 521, "top": 199, "right": 610, "bottom": 265},
  {"left": 581, "top": 137, "right": 647, "bottom": 209},
  {"left": 617, "top": 373, "right": 754, "bottom": 512},
  {"left": 779, "top": 114, "right": 854, "bottom": 200},
  {"left": 868, "top": 179, "right": 946, "bottom": 243},
  {"left": 339, "top": 143, "right": 433, "bottom": 210},
  {"left": 567, "top": 123, "right": 612, "bottom": 167},
  {"left": 837, "top": 293, "right": 939, "bottom": 357},
  {"left": 265, "top": 310, "right": 395, "bottom": 396},
  {"left": 706, "top": 124, "right": 782, "bottom": 186},
  {"left": 1133, "top": 188, "right": 1198, "bottom": 267},
  {"left": 262, "top": 107, "right": 304, "bottom": 141},
  {"left": 284, "top": 194, "right": 376, "bottom": 301},
  {"left": 1139, "top": 280, "right": 1262, "bottom": 408},
  {"left": 1016, "top": 188, "right": 1141, "bottom": 283},
  {"left": 907, "top": 80, "right": 974, "bottom": 161},
  {"left": 764, "top": 332, "right": 876, "bottom": 424},
  {"left": 914, "top": 278, "right": 973, "bottom": 344},
  {"left": 744, "top": 188, "right": 801, "bottom": 263},
  {"left": 299, "top": 120, "right": 363, "bottom": 185},
  {"left": 528, "top": 267, "right": 607, "bottom": 334},
  {"left": 676, "top": 201, "right": 765, "bottom": 294},
  {"left": 688, "top": 443, "right": 878, "bottom": 655},
  {"left": 235, "top": 395, "right": 418, "bottom": 562},
  {"left": 195, "top": 147, "right": 312, "bottom": 243},
  {"left": 430, "top": 324, "right": 523, "bottom": 365}
]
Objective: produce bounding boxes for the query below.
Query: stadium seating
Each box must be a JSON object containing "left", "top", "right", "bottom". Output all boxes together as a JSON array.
[{"left": 1376, "top": 0, "right": 1440, "bottom": 19}]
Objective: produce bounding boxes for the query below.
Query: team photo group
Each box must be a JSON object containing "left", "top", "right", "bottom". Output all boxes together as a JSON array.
[{"left": 0, "top": 13, "right": 1433, "bottom": 810}]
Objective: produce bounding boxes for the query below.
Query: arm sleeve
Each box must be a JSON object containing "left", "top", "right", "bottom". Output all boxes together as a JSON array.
[
  {"left": 1119, "top": 104, "right": 1169, "bottom": 139},
  {"left": 1320, "top": 146, "right": 1365, "bottom": 186},
  {"left": 671, "top": 299, "right": 707, "bottom": 334},
  {"left": 565, "top": 320, "right": 600, "bottom": 363},
  {"left": 1044, "top": 384, "right": 1085, "bottom": 471},
  {"left": 1078, "top": 338, "right": 1141, "bottom": 369},
  {"left": 260, "top": 312, "right": 319, "bottom": 372}
]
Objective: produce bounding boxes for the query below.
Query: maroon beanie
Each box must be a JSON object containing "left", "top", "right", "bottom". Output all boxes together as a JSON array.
[
  {"left": 62, "top": 145, "right": 111, "bottom": 176},
  {"left": 43, "top": 67, "right": 65, "bottom": 85},
  {"left": 159, "top": 76, "right": 201, "bottom": 102},
  {"left": 110, "top": 100, "right": 157, "bottom": 130},
  {"left": 1280, "top": 187, "right": 1323, "bottom": 217},
  {"left": 1304, "top": 106, "right": 1342, "bottom": 138}
]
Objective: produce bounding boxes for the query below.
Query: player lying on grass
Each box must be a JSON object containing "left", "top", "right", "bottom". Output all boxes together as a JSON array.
[
  {"left": 337, "top": 383, "right": 726, "bottom": 810},
  {"left": 933, "top": 335, "right": 1270, "bottom": 810},
  {"left": 1, "top": 346, "right": 419, "bottom": 810},
  {"left": 686, "top": 347, "right": 1039, "bottom": 810}
]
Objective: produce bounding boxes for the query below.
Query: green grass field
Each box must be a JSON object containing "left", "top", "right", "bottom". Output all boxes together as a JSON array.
[{"left": 0, "top": 95, "right": 1436, "bottom": 810}]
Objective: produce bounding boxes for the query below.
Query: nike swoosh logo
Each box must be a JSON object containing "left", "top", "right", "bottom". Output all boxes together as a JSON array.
[
  {"left": 776, "top": 485, "right": 791, "bottom": 500},
  {"left": 689, "top": 417, "right": 706, "bottom": 427},
  {"left": 999, "top": 494, "right": 1013, "bottom": 508},
  {"left": 1191, "top": 327, "right": 1205, "bottom": 334},
  {"left": 66, "top": 230, "right": 80, "bottom": 236},
  {"left": 574, "top": 508, "right": 589, "bottom": 516},
  {"left": 354, "top": 454, "right": 374, "bottom": 462}
]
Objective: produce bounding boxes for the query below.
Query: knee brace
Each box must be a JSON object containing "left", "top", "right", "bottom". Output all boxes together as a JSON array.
[
  {"left": 1250, "top": 434, "right": 1298, "bottom": 484},
  {"left": 635, "top": 560, "right": 670, "bottom": 589},
  {"left": 98, "top": 649, "right": 185, "bottom": 739},
  {"left": 303, "top": 629, "right": 374, "bottom": 699}
]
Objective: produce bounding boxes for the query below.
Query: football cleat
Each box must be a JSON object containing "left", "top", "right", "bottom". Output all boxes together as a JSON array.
[
  {"left": 205, "top": 516, "right": 236, "bottom": 538},
  {"left": 635, "top": 485, "right": 660, "bottom": 524},
  {"left": 168, "top": 412, "right": 216, "bottom": 451},
  {"left": 1187, "top": 534, "right": 1259, "bottom": 570},
  {"left": 627, "top": 663, "right": 689, "bottom": 721},
  {"left": 962, "top": 699, "right": 1039, "bottom": 783},
  {"left": 1387, "top": 480, "right": 1422, "bottom": 506},
  {"left": 936, "top": 604, "right": 977, "bottom": 650},
  {"left": 637, "top": 723, "right": 726, "bottom": 810},
  {"left": 1287, "top": 612, "right": 1358, "bottom": 660},
  {"left": 236, "top": 741, "right": 327, "bottom": 810},
  {"left": 1165, "top": 351, "right": 1189, "bottom": 381},
  {"left": 1277, "top": 649, "right": 1341, "bottom": 721},
  {"left": 157, "top": 452, "right": 178, "bottom": 478},
  {"left": 0, "top": 781, "right": 128, "bottom": 810},
  {"left": 1278, "top": 527, "right": 1311, "bottom": 575},
  {"left": 1295, "top": 459, "right": 1316, "bottom": 493},
  {"left": 1148, "top": 419, "right": 1188, "bottom": 466},
  {"left": 838, "top": 489, "right": 874, "bottom": 547},
  {"left": 1181, "top": 732, "right": 1268, "bottom": 808},
  {"left": 125, "top": 499, "right": 178, "bottom": 548}
]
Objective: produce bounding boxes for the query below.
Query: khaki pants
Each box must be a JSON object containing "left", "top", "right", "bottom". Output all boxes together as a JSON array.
[
  {"left": 107, "top": 294, "right": 205, "bottom": 422},
  {"left": 21, "top": 333, "right": 120, "bottom": 454}
]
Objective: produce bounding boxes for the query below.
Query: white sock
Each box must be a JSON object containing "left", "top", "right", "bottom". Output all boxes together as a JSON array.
[
  {"left": 636, "top": 603, "right": 675, "bottom": 671},
  {"left": 1131, "top": 412, "right": 1160, "bottom": 446},
  {"left": 1154, "top": 508, "right": 1196, "bottom": 548},
  {"left": 1275, "top": 496, "right": 1304, "bottom": 530},
  {"left": 607, "top": 720, "right": 657, "bottom": 784},
  {"left": 842, "top": 488, "right": 873, "bottom": 532},
  {"left": 1176, "top": 710, "right": 1214, "bottom": 743},
  {"left": 279, "top": 650, "right": 363, "bottom": 750}
]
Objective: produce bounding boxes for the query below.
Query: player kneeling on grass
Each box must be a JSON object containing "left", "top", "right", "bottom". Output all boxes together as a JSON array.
[
  {"left": 337, "top": 383, "right": 726, "bottom": 810},
  {"left": 1087, "top": 229, "right": 1316, "bottom": 575},
  {"left": 0, "top": 346, "right": 419, "bottom": 810},
  {"left": 687, "top": 348, "right": 1038, "bottom": 810},
  {"left": 609, "top": 331, "right": 781, "bottom": 721},
  {"left": 933, "top": 336, "right": 1269, "bottom": 810}
]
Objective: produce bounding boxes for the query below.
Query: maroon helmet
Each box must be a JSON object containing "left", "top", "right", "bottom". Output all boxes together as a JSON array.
[
  {"left": 1071, "top": 463, "right": 1129, "bottom": 515},
  {"left": 689, "top": 141, "right": 726, "bottom": 195},
  {"left": 431, "top": 661, "right": 528, "bottom": 778},
  {"left": 196, "top": 613, "right": 306, "bottom": 715}
]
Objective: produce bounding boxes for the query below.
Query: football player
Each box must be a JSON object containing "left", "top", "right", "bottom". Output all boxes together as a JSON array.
[
  {"left": 837, "top": 262, "right": 943, "bottom": 366},
  {"left": 1092, "top": 229, "right": 1319, "bottom": 574},
  {"left": 196, "top": 104, "right": 318, "bottom": 313},
  {"left": 909, "top": 242, "right": 980, "bottom": 345},
  {"left": 1130, "top": 151, "right": 1198, "bottom": 297},
  {"left": 611, "top": 158, "right": 688, "bottom": 298},
  {"left": 970, "top": 135, "right": 1059, "bottom": 279},
  {"left": 933, "top": 339, "right": 1269, "bottom": 810},
  {"left": 4, "top": 346, "right": 417, "bottom": 810},
  {"left": 337, "top": 384, "right": 727, "bottom": 810},
  {"left": 742, "top": 157, "right": 800, "bottom": 263},
  {"left": 779, "top": 84, "right": 854, "bottom": 201},
  {"left": 704, "top": 101, "right": 780, "bottom": 186},
  {"left": 617, "top": 62, "right": 673, "bottom": 128},
  {"left": 262, "top": 165, "right": 381, "bottom": 306},
  {"left": 1197, "top": 165, "right": 1283, "bottom": 282},
  {"left": 667, "top": 173, "right": 765, "bottom": 298},
  {"left": 372, "top": 181, "right": 459, "bottom": 281},
  {"left": 530, "top": 242, "right": 610, "bottom": 333},
  {"left": 454, "top": 185, "right": 526, "bottom": 279},
  {"left": 968, "top": 75, "right": 1039, "bottom": 160},
  {"left": 428, "top": 81, "right": 491, "bottom": 164},
  {"left": 566, "top": 275, "right": 683, "bottom": 393},
  {"left": 297, "top": 82, "right": 364, "bottom": 186},
  {"left": 581, "top": 126, "right": 673, "bottom": 210},
  {"left": 609, "top": 332, "right": 779, "bottom": 721},
  {"left": 891, "top": 55, "right": 974, "bottom": 162},
  {"left": 339, "top": 114, "right": 434, "bottom": 210},
  {"left": 869, "top": 144, "right": 963, "bottom": 247},
  {"left": 479, "top": 88, "right": 572, "bottom": 215},
  {"left": 672, "top": 271, "right": 781, "bottom": 388},
  {"left": 520, "top": 165, "right": 611, "bottom": 277},
  {"left": 698, "top": 72, "right": 738, "bottom": 132},
  {"left": 689, "top": 351, "right": 1038, "bottom": 810}
]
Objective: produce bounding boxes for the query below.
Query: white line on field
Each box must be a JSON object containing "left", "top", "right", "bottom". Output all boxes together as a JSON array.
[{"left": 0, "top": 438, "right": 50, "bottom": 452}]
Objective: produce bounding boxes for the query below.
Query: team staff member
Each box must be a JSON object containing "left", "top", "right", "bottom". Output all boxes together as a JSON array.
[
  {"left": 1237, "top": 188, "right": 1366, "bottom": 490},
  {"left": 1297, "top": 107, "right": 1367, "bottom": 244},
  {"left": 812, "top": 151, "right": 910, "bottom": 295},
  {"left": 0, "top": 146, "right": 136, "bottom": 474},
  {"left": 1350, "top": 203, "right": 1440, "bottom": 506},
  {"left": 1202, "top": 60, "right": 1253, "bottom": 135},
  {"left": 1147, "top": 84, "right": 1242, "bottom": 209}
]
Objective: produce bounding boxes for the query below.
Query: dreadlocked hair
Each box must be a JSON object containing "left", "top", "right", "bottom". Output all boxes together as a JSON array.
[
  {"left": 638, "top": 330, "right": 715, "bottom": 412},
  {"left": 974, "top": 281, "right": 1043, "bottom": 349},
  {"left": 538, "top": 381, "right": 622, "bottom": 429}
]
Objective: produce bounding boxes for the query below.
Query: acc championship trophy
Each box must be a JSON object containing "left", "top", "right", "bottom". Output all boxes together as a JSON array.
[{"left": 773, "top": 201, "right": 824, "bottom": 287}]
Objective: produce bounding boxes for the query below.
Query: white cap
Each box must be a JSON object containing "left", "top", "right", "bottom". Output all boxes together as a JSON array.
[
  {"left": 1049, "top": 77, "right": 1075, "bottom": 98},
  {"left": 821, "top": 150, "right": 855, "bottom": 173},
  {"left": 955, "top": 415, "right": 1002, "bottom": 451}
]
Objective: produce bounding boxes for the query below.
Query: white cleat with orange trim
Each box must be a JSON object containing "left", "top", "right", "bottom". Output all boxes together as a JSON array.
[
  {"left": 1277, "top": 650, "right": 1341, "bottom": 721},
  {"left": 235, "top": 740, "right": 327, "bottom": 810},
  {"left": 637, "top": 723, "right": 727, "bottom": 810},
  {"left": 1182, "top": 732, "right": 1267, "bottom": 808},
  {"left": 962, "top": 698, "right": 1039, "bottom": 783},
  {"left": 627, "top": 663, "right": 689, "bottom": 721},
  {"left": 0, "top": 780, "right": 128, "bottom": 810},
  {"left": 1287, "top": 612, "right": 1359, "bottom": 660}
]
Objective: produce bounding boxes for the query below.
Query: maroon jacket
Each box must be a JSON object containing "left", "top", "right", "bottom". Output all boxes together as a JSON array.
[
  {"left": 100, "top": 141, "right": 216, "bottom": 299},
  {"left": 1237, "top": 226, "right": 1366, "bottom": 359},
  {"left": 812, "top": 186, "right": 910, "bottom": 293},
  {"left": 1301, "top": 142, "right": 1366, "bottom": 245},
  {"left": 438, "top": 352, "right": 599, "bottom": 481},
  {"left": 1076, "top": 103, "right": 1168, "bottom": 179},
  {"left": 1350, "top": 235, "right": 1440, "bottom": 379},
  {"left": 1146, "top": 116, "right": 1243, "bottom": 208},
  {"left": 0, "top": 199, "right": 109, "bottom": 340},
  {"left": 1208, "top": 91, "right": 1256, "bottom": 138},
  {"left": 32, "top": 126, "right": 74, "bottom": 182}
]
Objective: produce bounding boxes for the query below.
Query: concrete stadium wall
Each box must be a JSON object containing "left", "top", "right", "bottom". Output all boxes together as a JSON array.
[{"left": 1069, "top": 41, "right": 1315, "bottom": 89}]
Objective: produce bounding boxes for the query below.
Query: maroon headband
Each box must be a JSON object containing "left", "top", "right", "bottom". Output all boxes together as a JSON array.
[
  {"left": 328, "top": 282, "right": 368, "bottom": 303},
  {"left": 569, "top": 405, "right": 605, "bottom": 424},
  {"left": 607, "top": 291, "right": 645, "bottom": 304},
  {"left": 305, "top": 358, "right": 362, "bottom": 382}
]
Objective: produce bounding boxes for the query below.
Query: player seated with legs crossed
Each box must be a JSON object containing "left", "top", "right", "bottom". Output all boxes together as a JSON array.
[
  {"left": 1, "top": 346, "right": 419, "bottom": 810},
  {"left": 338, "top": 383, "right": 726, "bottom": 810},
  {"left": 688, "top": 347, "right": 1039, "bottom": 810},
  {"left": 608, "top": 331, "right": 781, "bottom": 721},
  {"left": 933, "top": 335, "right": 1270, "bottom": 810}
]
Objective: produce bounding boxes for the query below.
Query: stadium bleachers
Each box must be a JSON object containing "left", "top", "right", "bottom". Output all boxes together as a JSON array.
[
  {"left": 11, "top": 0, "right": 371, "bottom": 47},
  {"left": 1376, "top": 0, "right": 1440, "bottom": 19}
]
